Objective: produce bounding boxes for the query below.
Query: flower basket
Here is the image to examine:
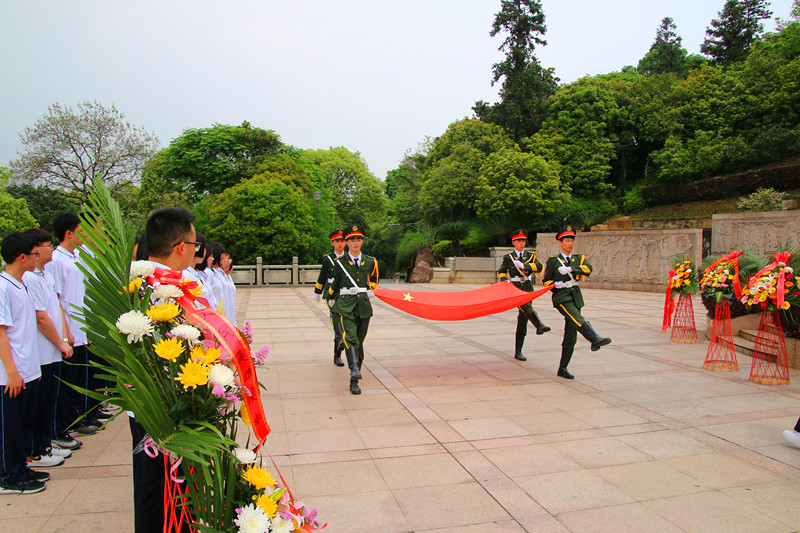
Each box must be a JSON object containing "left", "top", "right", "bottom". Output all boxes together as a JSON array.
[
  {"left": 703, "top": 299, "right": 738, "bottom": 371},
  {"left": 75, "top": 178, "right": 324, "bottom": 533},
  {"left": 670, "top": 294, "right": 698, "bottom": 343},
  {"left": 663, "top": 259, "right": 698, "bottom": 342}
]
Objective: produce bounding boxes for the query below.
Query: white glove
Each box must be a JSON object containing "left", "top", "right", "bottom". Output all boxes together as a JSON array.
[
  {"left": 558, "top": 265, "right": 572, "bottom": 275},
  {"left": 314, "top": 293, "right": 321, "bottom": 303},
  {"left": 513, "top": 260, "right": 524, "bottom": 269},
  {"left": 367, "top": 290, "right": 375, "bottom": 298},
  {"left": 554, "top": 281, "right": 566, "bottom": 289},
  {"left": 328, "top": 299, "right": 335, "bottom": 308}
]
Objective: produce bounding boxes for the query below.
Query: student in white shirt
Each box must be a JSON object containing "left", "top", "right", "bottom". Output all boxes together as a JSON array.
[
  {"left": 23, "top": 229, "right": 74, "bottom": 466},
  {"left": 45, "top": 212, "right": 96, "bottom": 443},
  {"left": 196, "top": 243, "right": 221, "bottom": 312},
  {"left": 218, "top": 246, "right": 237, "bottom": 326},
  {"left": 0, "top": 232, "right": 47, "bottom": 494}
]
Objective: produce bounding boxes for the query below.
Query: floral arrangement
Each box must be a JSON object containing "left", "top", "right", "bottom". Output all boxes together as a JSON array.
[
  {"left": 668, "top": 259, "right": 698, "bottom": 297},
  {"left": 740, "top": 251, "right": 800, "bottom": 312},
  {"left": 75, "top": 179, "right": 322, "bottom": 532}
]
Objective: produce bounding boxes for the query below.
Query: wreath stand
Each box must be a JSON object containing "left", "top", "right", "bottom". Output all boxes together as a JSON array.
[
  {"left": 703, "top": 300, "right": 739, "bottom": 371},
  {"left": 163, "top": 454, "right": 196, "bottom": 533},
  {"left": 670, "top": 294, "right": 698, "bottom": 343},
  {"left": 749, "top": 309, "right": 790, "bottom": 385}
]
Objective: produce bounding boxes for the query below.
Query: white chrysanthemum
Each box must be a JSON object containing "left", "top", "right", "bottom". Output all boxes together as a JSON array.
[
  {"left": 234, "top": 504, "right": 271, "bottom": 533},
  {"left": 208, "top": 364, "right": 235, "bottom": 388},
  {"left": 116, "top": 310, "right": 155, "bottom": 343},
  {"left": 170, "top": 324, "right": 201, "bottom": 345},
  {"left": 129, "top": 260, "right": 156, "bottom": 281},
  {"left": 270, "top": 517, "right": 294, "bottom": 533},
  {"left": 152, "top": 284, "right": 184, "bottom": 300},
  {"left": 232, "top": 447, "right": 257, "bottom": 464}
]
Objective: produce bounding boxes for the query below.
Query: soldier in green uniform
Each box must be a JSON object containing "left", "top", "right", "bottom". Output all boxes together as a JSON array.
[
  {"left": 497, "top": 229, "right": 551, "bottom": 361},
  {"left": 542, "top": 226, "right": 611, "bottom": 379},
  {"left": 329, "top": 226, "right": 379, "bottom": 395},
  {"left": 314, "top": 229, "right": 347, "bottom": 367}
]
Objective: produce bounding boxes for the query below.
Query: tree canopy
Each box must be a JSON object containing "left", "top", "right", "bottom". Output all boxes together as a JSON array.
[
  {"left": 701, "top": 0, "right": 773, "bottom": 65},
  {"left": 9, "top": 101, "right": 159, "bottom": 203}
]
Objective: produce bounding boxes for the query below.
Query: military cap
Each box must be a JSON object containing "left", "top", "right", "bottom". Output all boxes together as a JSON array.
[
  {"left": 555, "top": 226, "right": 577, "bottom": 241},
  {"left": 510, "top": 229, "right": 528, "bottom": 241},
  {"left": 329, "top": 229, "right": 345, "bottom": 241},
  {"left": 345, "top": 225, "right": 364, "bottom": 239}
]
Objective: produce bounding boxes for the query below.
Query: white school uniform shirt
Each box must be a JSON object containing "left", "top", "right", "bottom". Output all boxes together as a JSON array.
[
  {"left": 22, "top": 268, "right": 63, "bottom": 365},
  {"left": 215, "top": 269, "right": 237, "bottom": 326},
  {"left": 182, "top": 266, "right": 211, "bottom": 310},
  {"left": 196, "top": 268, "right": 220, "bottom": 312},
  {"left": 0, "top": 272, "right": 42, "bottom": 385},
  {"left": 45, "top": 246, "right": 87, "bottom": 346}
]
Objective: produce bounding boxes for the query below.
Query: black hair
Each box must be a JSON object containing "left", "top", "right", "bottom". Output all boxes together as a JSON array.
[
  {"left": 194, "top": 231, "right": 207, "bottom": 258},
  {"left": 134, "top": 232, "right": 149, "bottom": 261},
  {"left": 53, "top": 212, "right": 81, "bottom": 242},
  {"left": 1, "top": 231, "right": 39, "bottom": 264},
  {"left": 200, "top": 242, "right": 225, "bottom": 270},
  {"left": 23, "top": 228, "right": 53, "bottom": 246},
  {"left": 144, "top": 208, "right": 195, "bottom": 258}
]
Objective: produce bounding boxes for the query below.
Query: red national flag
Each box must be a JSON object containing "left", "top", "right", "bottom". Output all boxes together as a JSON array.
[{"left": 374, "top": 282, "right": 553, "bottom": 321}]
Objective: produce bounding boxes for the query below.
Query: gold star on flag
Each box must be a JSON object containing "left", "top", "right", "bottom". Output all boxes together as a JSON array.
[{"left": 403, "top": 293, "right": 414, "bottom": 301}]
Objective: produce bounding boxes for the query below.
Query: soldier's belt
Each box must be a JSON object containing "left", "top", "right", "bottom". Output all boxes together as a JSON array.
[
  {"left": 560, "top": 280, "right": 577, "bottom": 288},
  {"left": 339, "top": 287, "right": 368, "bottom": 295},
  {"left": 509, "top": 276, "right": 530, "bottom": 282}
]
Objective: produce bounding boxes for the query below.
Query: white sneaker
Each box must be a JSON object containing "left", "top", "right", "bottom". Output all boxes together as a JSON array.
[
  {"left": 49, "top": 446, "right": 72, "bottom": 458},
  {"left": 27, "top": 453, "right": 65, "bottom": 468},
  {"left": 783, "top": 429, "right": 800, "bottom": 448}
]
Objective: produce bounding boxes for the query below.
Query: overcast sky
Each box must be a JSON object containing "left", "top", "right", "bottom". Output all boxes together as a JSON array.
[{"left": 1, "top": 0, "right": 794, "bottom": 180}]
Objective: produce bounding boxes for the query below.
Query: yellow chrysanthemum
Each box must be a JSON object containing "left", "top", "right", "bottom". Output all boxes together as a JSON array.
[
  {"left": 124, "top": 278, "right": 143, "bottom": 294},
  {"left": 154, "top": 337, "right": 184, "bottom": 362},
  {"left": 146, "top": 302, "right": 181, "bottom": 322},
  {"left": 187, "top": 284, "right": 205, "bottom": 298},
  {"left": 190, "top": 345, "right": 205, "bottom": 361},
  {"left": 175, "top": 360, "right": 209, "bottom": 389},
  {"left": 241, "top": 466, "right": 276, "bottom": 490},
  {"left": 240, "top": 403, "right": 251, "bottom": 426},
  {"left": 192, "top": 346, "right": 220, "bottom": 366},
  {"left": 781, "top": 301, "right": 791, "bottom": 310},
  {"left": 256, "top": 493, "right": 278, "bottom": 517}
]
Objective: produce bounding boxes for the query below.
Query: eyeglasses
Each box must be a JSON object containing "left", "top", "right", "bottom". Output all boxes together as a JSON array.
[
  {"left": 27, "top": 251, "right": 40, "bottom": 258},
  {"left": 172, "top": 241, "right": 202, "bottom": 252}
]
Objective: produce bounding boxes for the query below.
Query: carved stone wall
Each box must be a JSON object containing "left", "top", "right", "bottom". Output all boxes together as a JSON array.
[
  {"left": 533, "top": 229, "right": 704, "bottom": 293},
  {"left": 712, "top": 211, "right": 800, "bottom": 256}
]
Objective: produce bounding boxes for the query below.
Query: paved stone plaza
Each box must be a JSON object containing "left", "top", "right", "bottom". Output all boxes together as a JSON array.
[{"left": 2, "top": 284, "right": 800, "bottom": 532}]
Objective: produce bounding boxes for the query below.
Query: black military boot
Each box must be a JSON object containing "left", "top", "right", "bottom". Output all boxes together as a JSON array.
[
  {"left": 558, "top": 345, "right": 574, "bottom": 379},
  {"left": 525, "top": 309, "right": 551, "bottom": 335},
  {"left": 514, "top": 332, "right": 527, "bottom": 361},
  {"left": 578, "top": 322, "right": 612, "bottom": 351},
  {"left": 344, "top": 346, "right": 361, "bottom": 380},
  {"left": 333, "top": 339, "right": 344, "bottom": 367},
  {"left": 349, "top": 379, "right": 361, "bottom": 395}
]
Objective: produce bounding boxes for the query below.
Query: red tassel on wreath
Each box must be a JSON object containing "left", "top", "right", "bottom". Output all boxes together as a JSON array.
[
  {"left": 703, "top": 300, "right": 738, "bottom": 371},
  {"left": 670, "top": 294, "right": 697, "bottom": 343},
  {"left": 662, "top": 269, "right": 677, "bottom": 332},
  {"left": 749, "top": 309, "right": 790, "bottom": 385}
]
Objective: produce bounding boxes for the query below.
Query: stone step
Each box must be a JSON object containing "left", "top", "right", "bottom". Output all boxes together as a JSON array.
[
  {"left": 722, "top": 335, "right": 755, "bottom": 358},
  {"left": 740, "top": 329, "right": 759, "bottom": 343}
]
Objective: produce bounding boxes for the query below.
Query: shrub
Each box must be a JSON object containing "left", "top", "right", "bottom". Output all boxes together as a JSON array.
[
  {"left": 736, "top": 187, "right": 788, "bottom": 212},
  {"left": 395, "top": 232, "right": 433, "bottom": 271},
  {"left": 623, "top": 188, "right": 646, "bottom": 213},
  {"left": 432, "top": 239, "right": 453, "bottom": 258}
]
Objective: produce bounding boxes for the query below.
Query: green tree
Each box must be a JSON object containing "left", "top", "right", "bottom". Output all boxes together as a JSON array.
[
  {"left": 419, "top": 119, "right": 516, "bottom": 223},
  {"left": 9, "top": 101, "right": 159, "bottom": 203},
  {"left": 638, "top": 17, "right": 692, "bottom": 76},
  {"left": 302, "top": 147, "right": 387, "bottom": 227},
  {"left": 473, "top": 0, "right": 558, "bottom": 140},
  {"left": 251, "top": 153, "right": 313, "bottom": 194},
  {"left": 1, "top": 169, "right": 37, "bottom": 236},
  {"left": 159, "top": 122, "right": 283, "bottom": 198},
  {"left": 205, "top": 176, "right": 314, "bottom": 264},
  {"left": 474, "top": 148, "right": 569, "bottom": 219},
  {"left": 526, "top": 77, "right": 629, "bottom": 196},
  {"left": 701, "top": 0, "right": 774, "bottom": 66},
  {"left": 4, "top": 183, "right": 79, "bottom": 233}
]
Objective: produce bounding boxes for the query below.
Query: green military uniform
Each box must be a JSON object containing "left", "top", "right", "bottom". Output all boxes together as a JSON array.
[
  {"left": 328, "top": 226, "right": 379, "bottom": 393},
  {"left": 497, "top": 230, "right": 550, "bottom": 361},
  {"left": 315, "top": 229, "right": 346, "bottom": 367},
  {"left": 542, "top": 226, "right": 611, "bottom": 379}
]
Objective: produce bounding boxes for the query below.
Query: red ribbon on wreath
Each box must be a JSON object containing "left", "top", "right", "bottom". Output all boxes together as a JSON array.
[
  {"left": 747, "top": 251, "right": 792, "bottom": 308},
  {"left": 704, "top": 250, "right": 744, "bottom": 299},
  {"left": 662, "top": 268, "right": 677, "bottom": 331},
  {"left": 147, "top": 267, "right": 271, "bottom": 448}
]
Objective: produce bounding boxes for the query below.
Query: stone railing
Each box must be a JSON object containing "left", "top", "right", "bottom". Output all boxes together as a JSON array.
[{"left": 230, "top": 257, "right": 321, "bottom": 286}]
